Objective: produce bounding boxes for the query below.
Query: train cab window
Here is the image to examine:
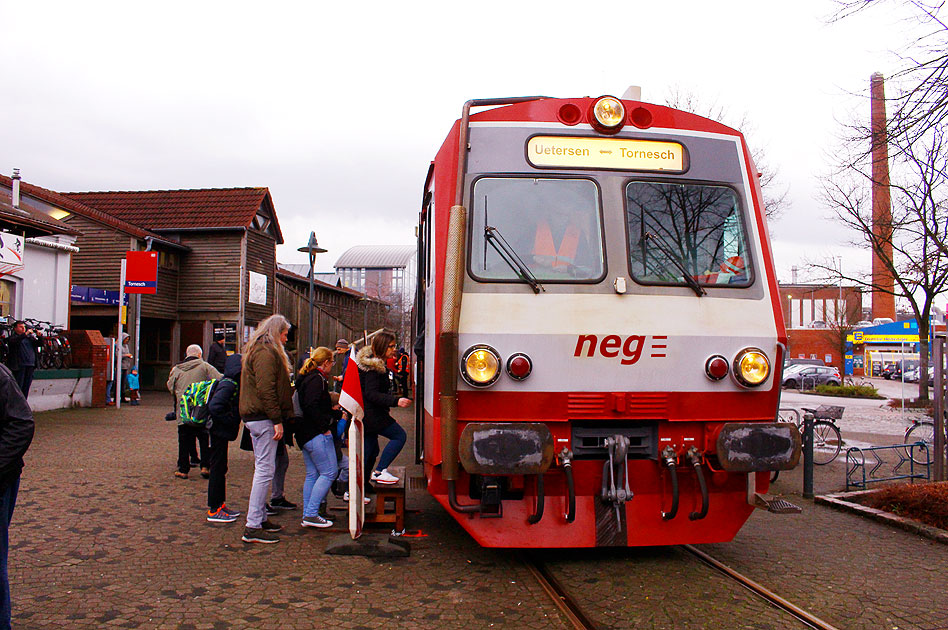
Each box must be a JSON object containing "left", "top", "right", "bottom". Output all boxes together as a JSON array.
[
  {"left": 626, "top": 182, "right": 752, "bottom": 288},
  {"left": 469, "top": 177, "right": 604, "bottom": 283}
]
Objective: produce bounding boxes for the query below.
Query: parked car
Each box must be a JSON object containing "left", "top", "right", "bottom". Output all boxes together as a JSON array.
[
  {"left": 853, "top": 320, "right": 874, "bottom": 328},
  {"left": 784, "top": 358, "right": 825, "bottom": 368},
  {"left": 782, "top": 365, "right": 841, "bottom": 389},
  {"left": 872, "top": 317, "right": 894, "bottom": 326},
  {"left": 807, "top": 320, "right": 828, "bottom": 329},
  {"left": 885, "top": 360, "right": 918, "bottom": 380},
  {"left": 904, "top": 367, "right": 920, "bottom": 383}
]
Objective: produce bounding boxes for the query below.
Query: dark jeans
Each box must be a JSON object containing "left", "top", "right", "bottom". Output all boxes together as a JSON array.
[
  {"left": 365, "top": 421, "right": 407, "bottom": 475},
  {"left": 207, "top": 434, "right": 229, "bottom": 511},
  {"left": 177, "top": 425, "right": 208, "bottom": 473},
  {"left": 0, "top": 477, "right": 20, "bottom": 630},
  {"left": 12, "top": 368, "right": 33, "bottom": 400}
]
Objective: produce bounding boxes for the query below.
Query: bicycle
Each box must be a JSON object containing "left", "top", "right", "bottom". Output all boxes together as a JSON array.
[
  {"left": 779, "top": 405, "right": 844, "bottom": 465},
  {"left": 903, "top": 416, "right": 947, "bottom": 466}
]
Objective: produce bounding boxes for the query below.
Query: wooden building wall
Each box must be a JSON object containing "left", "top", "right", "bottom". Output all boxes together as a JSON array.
[
  {"left": 62, "top": 215, "right": 132, "bottom": 289},
  {"left": 244, "top": 230, "right": 276, "bottom": 324},
  {"left": 177, "top": 231, "right": 243, "bottom": 313}
]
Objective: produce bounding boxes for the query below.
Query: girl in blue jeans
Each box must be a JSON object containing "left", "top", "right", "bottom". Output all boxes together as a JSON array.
[
  {"left": 354, "top": 332, "right": 412, "bottom": 485},
  {"left": 295, "top": 347, "right": 342, "bottom": 528}
]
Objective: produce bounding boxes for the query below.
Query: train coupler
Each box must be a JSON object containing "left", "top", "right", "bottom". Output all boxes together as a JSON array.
[
  {"left": 478, "top": 477, "right": 504, "bottom": 518},
  {"left": 600, "top": 435, "right": 633, "bottom": 526},
  {"left": 746, "top": 473, "right": 801, "bottom": 514}
]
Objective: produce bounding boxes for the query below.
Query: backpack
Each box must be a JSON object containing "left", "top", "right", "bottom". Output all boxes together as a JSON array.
[{"left": 179, "top": 379, "right": 218, "bottom": 426}]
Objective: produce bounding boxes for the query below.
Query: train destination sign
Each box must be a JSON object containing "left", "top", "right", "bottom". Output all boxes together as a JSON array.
[{"left": 527, "top": 136, "right": 685, "bottom": 171}]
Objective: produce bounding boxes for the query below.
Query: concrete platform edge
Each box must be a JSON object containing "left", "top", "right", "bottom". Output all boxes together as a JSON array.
[{"left": 815, "top": 491, "right": 948, "bottom": 545}]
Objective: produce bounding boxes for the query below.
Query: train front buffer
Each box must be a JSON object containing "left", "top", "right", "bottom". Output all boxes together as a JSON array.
[{"left": 435, "top": 414, "right": 801, "bottom": 547}]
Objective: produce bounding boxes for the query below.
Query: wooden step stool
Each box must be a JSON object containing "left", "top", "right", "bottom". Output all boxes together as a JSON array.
[{"left": 364, "top": 466, "right": 406, "bottom": 532}]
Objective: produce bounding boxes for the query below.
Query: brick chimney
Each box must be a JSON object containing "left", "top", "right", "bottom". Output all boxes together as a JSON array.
[{"left": 870, "top": 72, "right": 895, "bottom": 320}]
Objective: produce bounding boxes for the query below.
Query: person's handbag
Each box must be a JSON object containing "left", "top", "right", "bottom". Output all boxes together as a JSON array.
[{"left": 292, "top": 390, "right": 304, "bottom": 419}]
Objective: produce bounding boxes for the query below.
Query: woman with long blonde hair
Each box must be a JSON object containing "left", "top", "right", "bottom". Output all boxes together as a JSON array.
[
  {"left": 238, "top": 314, "right": 294, "bottom": 544},
  {"left": 294, "top": 347, "right": 342, "bottom": 528}
]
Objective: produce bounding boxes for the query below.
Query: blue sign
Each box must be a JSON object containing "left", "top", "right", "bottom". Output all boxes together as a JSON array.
[{"left": 73, "top": 286, "right": 128, "bottom": 305}]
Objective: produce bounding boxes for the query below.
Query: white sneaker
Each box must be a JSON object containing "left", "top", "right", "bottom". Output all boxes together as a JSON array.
[
  {"left": 371, "top": 469, "right": 399, "bottom": 484},
  {"left": 342, "top": 491, "right": 371, "bottom": 504}
]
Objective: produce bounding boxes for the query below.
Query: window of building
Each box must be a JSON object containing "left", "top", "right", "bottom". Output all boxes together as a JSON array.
[
  {"left": 158, "top": 250, "right": 179, "bottom": 270},
  {"left": 0, "top": 280, "right": 14, "bottom": 320},
  {"left": 213, "top": 322, "right": 239, "bottom": 354}
]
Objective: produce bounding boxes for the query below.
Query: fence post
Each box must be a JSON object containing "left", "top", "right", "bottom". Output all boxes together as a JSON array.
[
  {"left": 802, "top": 411, "right": 814, "bottom": 499},
  {"left": 934, "top": 335, "right": 946, "bottom": 481}
]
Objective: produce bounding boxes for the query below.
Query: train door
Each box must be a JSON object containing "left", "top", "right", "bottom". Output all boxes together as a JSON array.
[{"left": 414, "top": 166, "right": 434, "bottom": 463}]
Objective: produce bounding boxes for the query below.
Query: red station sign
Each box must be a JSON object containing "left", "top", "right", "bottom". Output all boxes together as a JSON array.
[{"left": 124, "top": 251, "right": 158, "bottom": 294}]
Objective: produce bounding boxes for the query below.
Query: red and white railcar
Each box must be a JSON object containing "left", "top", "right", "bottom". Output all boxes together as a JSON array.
[{"left": 413, "top": 96, "right": 800, "bottom": 548}]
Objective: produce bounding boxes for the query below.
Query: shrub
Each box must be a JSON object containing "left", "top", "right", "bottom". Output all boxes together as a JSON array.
[
  {"left": 813, "top": 383, "right": 883, "bottom": 398},
  {"left": 856, "top": 482, "right": 948, "bottom": 530}
]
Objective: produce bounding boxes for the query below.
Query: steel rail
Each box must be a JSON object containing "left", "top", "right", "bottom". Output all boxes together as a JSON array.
[
  {"left": 522, "top": 555, "right": 599, "bottom": 630},
  {"left": 682, "top": 545, "right": 842, "bottom": 630}
]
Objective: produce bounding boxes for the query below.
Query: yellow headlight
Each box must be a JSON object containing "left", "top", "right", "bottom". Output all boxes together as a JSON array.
[
  {"left": 734, "top": 348, "right": 770, "bottom": 387},
  {"left": 462, "top": 345, "right": 501, "bottom": 387},
  {"left": 593, "top": 97, "right": 626, "bottom": 128}
]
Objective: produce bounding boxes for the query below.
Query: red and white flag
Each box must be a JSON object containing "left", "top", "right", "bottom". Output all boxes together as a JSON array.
[
  {"left": 339, "top": 346, "right": 364, "bottom": 421},
  {"left": 339, "top": 347, "right": 365, "bottom": 539}
]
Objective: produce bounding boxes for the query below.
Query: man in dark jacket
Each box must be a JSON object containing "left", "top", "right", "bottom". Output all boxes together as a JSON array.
[
  {"left": 0, "top": 363, "right": 34, "bottom": 628},
  {"left": 206, "top": 333, "right": 227, "bottom": 375},
  {"left": 4, "top": 322, "right": 40, "bottom": 399},
  {"left": 205, "top": 354, "right": 242, "bottom": 523}
]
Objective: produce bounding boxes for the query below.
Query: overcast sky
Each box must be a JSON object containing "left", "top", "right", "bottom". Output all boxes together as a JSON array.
[{"left": 2, "top": 0, "right": 916, "bottom": 280}]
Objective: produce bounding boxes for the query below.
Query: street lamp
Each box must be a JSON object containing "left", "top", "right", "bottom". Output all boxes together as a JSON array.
[{"left": 297, "top": 231, "right": 327, "bottom": 355}]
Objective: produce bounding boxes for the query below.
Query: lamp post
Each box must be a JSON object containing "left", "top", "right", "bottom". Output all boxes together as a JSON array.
[{"left": 297, "top": 231, "right": 327, "bottom": 355}]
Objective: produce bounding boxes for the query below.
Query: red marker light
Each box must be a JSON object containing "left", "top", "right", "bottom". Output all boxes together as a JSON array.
[
  {"left": 705, "top": 355, "right": 729, "bottom": 381},
  {"left": 506, "top": 353, "right": 533, "bottom": 381}
]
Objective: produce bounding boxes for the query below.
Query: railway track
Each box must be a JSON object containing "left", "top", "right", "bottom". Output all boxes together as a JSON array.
[{"left": 524, "top": 547, "right": 842, "bottom": 630}]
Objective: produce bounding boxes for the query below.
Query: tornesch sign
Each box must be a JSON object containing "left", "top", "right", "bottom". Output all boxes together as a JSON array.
[{"left": 527, "top": 136, "right": 686, "bottom": 171}]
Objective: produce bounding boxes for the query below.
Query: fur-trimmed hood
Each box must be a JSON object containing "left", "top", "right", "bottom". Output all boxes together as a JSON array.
[{"left": 355, "top": 346, "right": 387, "bottom": 373}]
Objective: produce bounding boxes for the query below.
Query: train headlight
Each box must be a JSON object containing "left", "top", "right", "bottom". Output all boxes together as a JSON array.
[
  {"left": 590, "top": 96, "right": 626, "bottom": 134},
  {"left": 733, "top": 348, "right": 770, "bottom": 387},
  {"left": 461, "top": 345, "right": 501, "bottom": 387}
]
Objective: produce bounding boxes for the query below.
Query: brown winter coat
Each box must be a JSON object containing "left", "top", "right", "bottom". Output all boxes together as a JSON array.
[{"left": 238, "top": 342, "right": 293, "bottom": 424}]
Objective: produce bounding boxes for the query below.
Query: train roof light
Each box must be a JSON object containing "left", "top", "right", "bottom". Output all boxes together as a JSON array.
[
  {"left": 590, "top": 96, "right": 626, "bottom": 134},
  {"left": 733, "top": 348, "right": 770, "bottom": 387},
  {"left": 461, "top": 345, "right": 502, "bottom": 388}
]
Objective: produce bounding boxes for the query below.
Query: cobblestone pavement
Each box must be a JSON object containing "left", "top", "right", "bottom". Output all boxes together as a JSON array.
[
  {"left": 10, "top": 391, "right": 948, "bottom": 629},
  {"left": 13, "top": 394, "right": 568, "bottom": 629}
]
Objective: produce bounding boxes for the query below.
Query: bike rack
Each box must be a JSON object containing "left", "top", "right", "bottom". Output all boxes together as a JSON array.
[{"left": 845, "top": 442, "right": 931, "bottom": 491}]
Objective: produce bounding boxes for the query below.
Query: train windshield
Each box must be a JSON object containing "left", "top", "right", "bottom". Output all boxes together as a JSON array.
[
  {"left": 626, "top": 182, "right": 752, "bottom": 288},
  {"left": 470, "top": 177, "right": 604, "bottom": 282}
]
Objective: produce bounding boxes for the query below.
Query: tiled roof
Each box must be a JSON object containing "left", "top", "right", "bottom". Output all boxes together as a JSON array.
[
  {"left": 0, "top": 174, "right": 181, "bottom": 248},
  {"left": 0, "top": 197, "right": 81, "bottom": 237},
  {"left": 334, "top": 245, "right": 415, "bottom": 269},
  {"left": 63, "top": 187, "right": 283, "bottom": 243}
]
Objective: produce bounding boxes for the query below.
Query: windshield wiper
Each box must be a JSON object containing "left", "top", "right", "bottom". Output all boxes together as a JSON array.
[
  {"left": 485, "top": 226, "right": 544, "bottom": 294},
  {"left": 644, "top": 232, "right": 705, "bottom": 297}
]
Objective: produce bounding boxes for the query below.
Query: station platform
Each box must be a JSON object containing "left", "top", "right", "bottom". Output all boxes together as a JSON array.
[{"left": 10, "top": 392, "right": 947, "bottom": 629}]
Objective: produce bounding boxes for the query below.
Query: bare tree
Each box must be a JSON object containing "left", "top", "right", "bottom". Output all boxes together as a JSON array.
[
  {"left": 818, "top": 125, "right": 948, "bottom": 399},
  {"left": 664, "top": 88, "right": 789, "bottom": 221},
  {"left": 832, "top": 1, "right": 948, "bottom": 152}
]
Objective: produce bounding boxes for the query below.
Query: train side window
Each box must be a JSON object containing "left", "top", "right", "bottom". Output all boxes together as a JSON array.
[
  {"left": 468, "top": 177, "right": 605, "bottom": 283},
  {"left": 625, "top": 182, "right": 752, "bottom": 288}
]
